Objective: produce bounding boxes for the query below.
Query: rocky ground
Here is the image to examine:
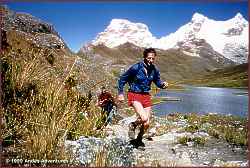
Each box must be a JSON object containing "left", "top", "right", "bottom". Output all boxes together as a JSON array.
[{"left": 65, "top": 113, "right": 248, "bottom": 167}]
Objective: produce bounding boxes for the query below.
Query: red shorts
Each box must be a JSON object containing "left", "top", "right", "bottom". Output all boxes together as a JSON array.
[{"left": 127, "top": 92, "right": 152, "bottom": 108}]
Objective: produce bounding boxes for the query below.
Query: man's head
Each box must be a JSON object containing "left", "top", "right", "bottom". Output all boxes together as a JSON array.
[
  {"left": 101, "top": 86, "right": 107, "bottom": 93},
  {"left": 143, "top": 48, "right": 156, "bottom": 67}
]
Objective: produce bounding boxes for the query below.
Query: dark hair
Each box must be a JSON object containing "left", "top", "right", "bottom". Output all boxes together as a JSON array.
[{"left": 143, "top": 48, "right": 157, "bottom": 58}]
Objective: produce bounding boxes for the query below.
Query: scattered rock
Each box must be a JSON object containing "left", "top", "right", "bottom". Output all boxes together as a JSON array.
[
  {"left": 177, "top": 151, "right": 192, "bottom": 166},
  {"left": 65, "top": 136, "right": 134, "bottom": 166},
  {"left": 118, "top": 114, "right": 137, "bottom": 126},
  {"left": 1, "top": 6, "right": 67, "bottom": 50}
]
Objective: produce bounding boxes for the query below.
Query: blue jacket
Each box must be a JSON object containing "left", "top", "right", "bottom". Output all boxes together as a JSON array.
[{"left": 118, "top": 61, "right": 165, "bottom": 94}]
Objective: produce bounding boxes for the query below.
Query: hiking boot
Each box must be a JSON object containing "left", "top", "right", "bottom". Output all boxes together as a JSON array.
[
  {"left": 128, "top": 122, "right": 136, "bottom": 139},
  {"left": 145, "top": 136, "right": 153, "bottom": 141},
  {"left": 136, "top": 139, "right": 145, "bottom": 147},
  {"left": 144, "top": 132, "right": 155, "bottom": 141},
  {"left": 129, "top": 138, "right": 145, "bottom": 149}
]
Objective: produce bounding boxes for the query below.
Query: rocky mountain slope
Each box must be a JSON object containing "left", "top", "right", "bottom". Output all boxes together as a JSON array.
[
  {"left": 1, "top": 5, "right": 116, "bottom": 93},
  {"left": 1, "top": 5, "right": 68, "bottom": 51},
  {"left": 91, "top": 13, "right": 248, "bottom": 64}
]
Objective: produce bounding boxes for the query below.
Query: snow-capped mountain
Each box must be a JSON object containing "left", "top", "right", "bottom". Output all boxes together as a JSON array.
[
  {"left": 92, "top": 19, "right": 157, "bottom": 48},
  {"left": 91, "top": 13, "right": 248, "bottom": 64}
]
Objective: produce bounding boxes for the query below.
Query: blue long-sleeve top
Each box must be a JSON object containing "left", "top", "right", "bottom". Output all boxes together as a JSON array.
[{"left": 118, "top": 61, "right": 166, "bottom": 95}]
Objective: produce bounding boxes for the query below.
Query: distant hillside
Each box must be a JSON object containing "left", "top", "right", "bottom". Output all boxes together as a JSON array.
[
  {"left": 79, "top": 42, "right": 226, "bottom": 82},
  {"left": 183, "top": 63, "right": 248, "bottom": 88}
]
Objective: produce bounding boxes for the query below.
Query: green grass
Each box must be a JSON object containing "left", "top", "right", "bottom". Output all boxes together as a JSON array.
[
  {"left": 153, "top": 112, "right": 247, "bottom": 147},
  {"left": 184, "top": 125, "right": 200, "bottom": 133},
  {"left": 183, "top": 63, "right": 248, "bottom": 88},
  {"left": 183, "top": 113, "right": 248, "bottom": 146},
  {"left": 178, "top": 136, "right": 206, "bottom": 146}
]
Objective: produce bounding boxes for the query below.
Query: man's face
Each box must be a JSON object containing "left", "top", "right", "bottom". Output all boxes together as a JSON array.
[
  {"left": 145, "top": 52, "right": 156, "bottom": 66},
  {"left": 102, "top": 89, "right": 106, "bottom": 93}
]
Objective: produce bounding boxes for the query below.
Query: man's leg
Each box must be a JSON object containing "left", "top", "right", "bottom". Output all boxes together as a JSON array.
[
  {"left": 129, "top": 102, "right": 151, "bottom": 147},
  {"left": 136, "top": 107, "right": 152, "bottom": 144},
  {"left": 106, "top": 103, "right": 113, "bottom": 124},
  {"left": 128, "top": 101, "right": 146, "bottom": 139}
]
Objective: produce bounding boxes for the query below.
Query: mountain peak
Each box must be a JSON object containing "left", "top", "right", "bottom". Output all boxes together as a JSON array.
[
  {"left": 234, "top": 12, "right": 244, "bottom": 20},
  {"left": 108, "top": 18, "right": 148, "bottom": 31},
  {"left": 109, "top": 18, "right": 130, "bottom": 26},
  {"left": 232, "top": 12, "right": 248, "bottom": 24},
  {"left": 92, "top": 18, "right": 154, "bottom": 48},
  {"left": 191, "top": 12, "right": 207, "bottom": 22},
  {"left": 227, "top": 12, "right": 248, "bottom": 28}
]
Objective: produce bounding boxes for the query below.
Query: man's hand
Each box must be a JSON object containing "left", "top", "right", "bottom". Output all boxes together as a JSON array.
[
  {"left": 99, "top": 99, "right": 105, "bottom": 105},
  {"left": 117, "top": 94, "right": 125, "bottom": 101},
  {"left": 162, "top": 82, "right": 168, "bottom": 89}
]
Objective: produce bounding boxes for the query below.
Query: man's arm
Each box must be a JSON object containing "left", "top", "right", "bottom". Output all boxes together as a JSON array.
[
  {"left": 108, "top": 93, "right": 118, "bottom": 106},
  {"left": 117, "top": 64, "right": 138, "bottom": 98},
  {"left": 97, "top": 95, "right": 103, "bottom": 106},
  {"left": 153, "top": 68, "right": 168, "bottom": 89}
]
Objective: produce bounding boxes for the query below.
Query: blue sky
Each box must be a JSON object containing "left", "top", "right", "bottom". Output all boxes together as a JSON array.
[{"left": 6, "top": 1, "right": 248, "bottom": 53}]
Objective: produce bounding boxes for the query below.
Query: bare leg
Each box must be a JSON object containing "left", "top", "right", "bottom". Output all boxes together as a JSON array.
[
  {"left": 131, "top": 101, "right": 152, "bottom": 141},
  {"left": 129, "top": 103, "right": 152, "bottom": 148},
  {"left": 137, "top": 106, "right": 152, "bottom": 139},
  {"left": 128, "top": 101, "right": 144, "bottom": 139},
  {"left": 132, "top": 101, "right": 149, "bottom": 123}
]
